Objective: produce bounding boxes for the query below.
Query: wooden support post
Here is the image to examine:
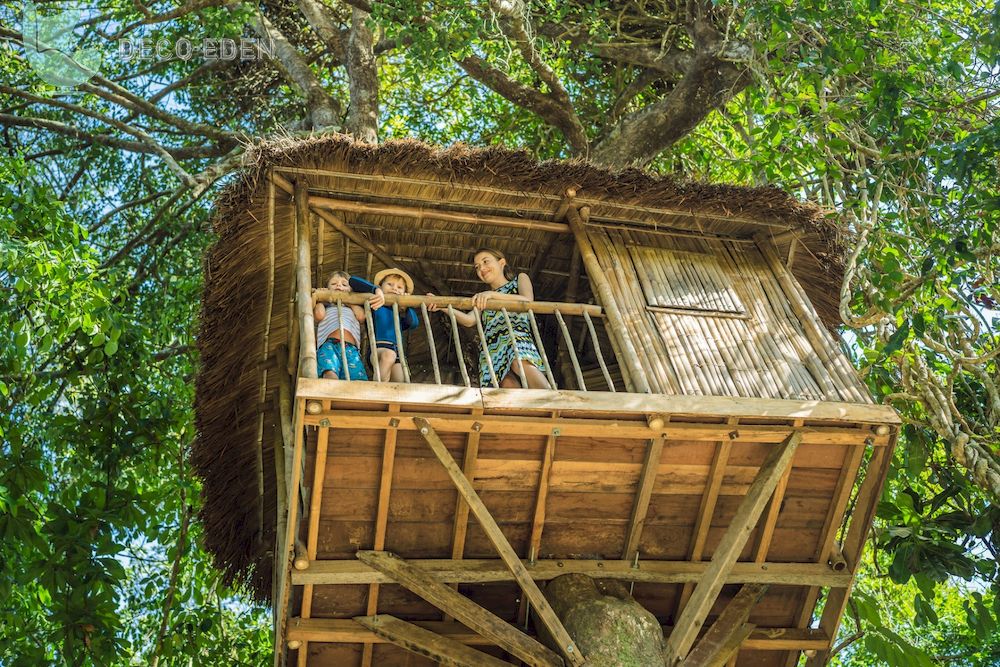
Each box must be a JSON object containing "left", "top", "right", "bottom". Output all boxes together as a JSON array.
[
  {"left": 297, "top": 423, "right": 330, "bottom": 666},
  {"left": 361, "top": 407, "right": 401, "bottom": 667},
  {"left": 754, "top": 419, "right": 803, "bottom": 563},
  {"left": 354, "top": 615, "right": 515, "bottom": 667},
  {"left": 357, "top": 552, "right": 562, "bottom": 667},
  {"left": 294, "top": 180, "right": 318, "bottom": 379},
  {"left": 273, "top": 398, "right": 307, "bottom": 667},
  {"left": 519, "top": 422, "right": 559, "bottom": 625},
  {"left": 681, "top": 584, "right": 768, "bottom": 667},
  {"left": 664, "top": 431, "right": 802, "bottom": 665},
  {"left": 414, "top": 417, "right": 586, "bottom": 667},
  {"left": 565, "top": 205, "right": 651, "bottom": 393},
  {"left": 622, "top": 436, "right": 665, "bottom": 560}
]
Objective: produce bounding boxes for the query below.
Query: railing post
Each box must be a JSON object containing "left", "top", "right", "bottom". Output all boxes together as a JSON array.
[
  {"left": 501, "top": 307, "right": 530, "bottom": 388},
  {"left": 555, "top": 309, "right": 586, "bottom": 391},
  {"left": 293, "top": 181, "right": 317, "bottom": 380},
  {"left": 364, "top": 300, "right": 381, "bottom": 382},
  {"left": 583, "top": 311, "right": 616, "bottom": 392},
  {"left": 337, "top": 298, "right": 350, "bottom": 382},
  {"left": 527, "top": 309, "right": 557, "bottom": 389},
  {"left": 447, "top": 305, "right": 471, "bottom": 387}
]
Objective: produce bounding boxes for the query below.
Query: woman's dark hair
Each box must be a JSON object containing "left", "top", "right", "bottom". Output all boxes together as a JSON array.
[{"left": 473, "top": 247, "right": 514, "bottom": 281}]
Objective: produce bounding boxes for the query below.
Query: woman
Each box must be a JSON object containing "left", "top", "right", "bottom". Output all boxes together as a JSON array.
[{"left": 430, "top": 248, "right": 550, "bottom": 389}]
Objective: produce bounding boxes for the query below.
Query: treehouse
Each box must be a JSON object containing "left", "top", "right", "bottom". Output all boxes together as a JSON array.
[{"left": 193, "top": 136, "right": 899, "bottom": 667}]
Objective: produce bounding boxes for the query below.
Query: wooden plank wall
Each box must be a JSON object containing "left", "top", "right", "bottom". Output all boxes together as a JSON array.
[{"left": 586, "top": 227, "right": 870, "bottom": 403}]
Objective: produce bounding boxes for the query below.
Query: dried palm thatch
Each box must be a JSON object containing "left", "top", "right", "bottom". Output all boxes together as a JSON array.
[{"left": 194, "top": 133, "right": 850, "bottom": 600}]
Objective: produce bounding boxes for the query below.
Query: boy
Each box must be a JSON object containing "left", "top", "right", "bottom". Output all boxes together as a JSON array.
[
  {"left": 364, "top": 268, "right": 419, "bottom": 382},
  {"left": 314, "top": 271, "right": 383, "bottom": 380}
]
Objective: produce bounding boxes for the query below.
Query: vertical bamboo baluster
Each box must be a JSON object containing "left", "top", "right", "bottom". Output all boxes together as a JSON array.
[
  {"left": 473, "top": 307, "right": 499, "bottom": 388},
  {"left": 343, "top": 236, "right": 350, "bottom": 272},
  {"left": 447, "top": 305, "right": 470, "bottom": 387},
  {"left": 420, "top": 303, "right": 442, "bottom": 385},
  {"left": 554, "top": 309, "right": 586, "bottom": 390},
  {"left": 501, "top": 307, "right": 530, "bottom": 388},
  {"left": 293, "top": 181, "right": 316, "bottom": 380},
  {"left": 565, "top": 205, "right": 651, "bottom": 393},
  {"left": 527, "top": 309, "right": 557, "bottom": 389},
  {"left": 582, "top": 311, "right": 615, "bottom": 392},
  {"left": 364, "top": 300, "right": 381, "bottom": 382},
  {"left": 392, "top": 303, "right": 411, "bottom": 383},
  {"left": 337, "top": 298, "right": 350, "bottom": 382},
  {"left": 365, "top": 251, "right": 373, "bottom": 280},
  {"left": 316, "top": 207, "right": 324, "bottom": 287}
]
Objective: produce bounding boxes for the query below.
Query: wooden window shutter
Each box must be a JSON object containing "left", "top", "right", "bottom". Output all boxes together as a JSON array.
[{"left": 627, "top": 245, "right": 745, "bottom": 315}]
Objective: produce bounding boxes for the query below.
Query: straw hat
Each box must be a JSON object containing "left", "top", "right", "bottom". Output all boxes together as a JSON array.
[{"left": 373, "top": 268, "right": 414, "bottom": 294}]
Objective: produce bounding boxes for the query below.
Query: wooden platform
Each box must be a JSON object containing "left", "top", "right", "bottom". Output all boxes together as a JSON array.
[{"left": 279, "top": 380, "right": 898, "bottom": 667}]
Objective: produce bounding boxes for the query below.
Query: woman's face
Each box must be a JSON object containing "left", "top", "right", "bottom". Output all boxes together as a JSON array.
[{"left": 474, "top": 251, "right": 506, "bottom": 285}]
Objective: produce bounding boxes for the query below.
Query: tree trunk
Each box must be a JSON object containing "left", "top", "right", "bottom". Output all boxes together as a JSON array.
[{"left": 541, "top": 573, "right": 665, "bottom": 666}]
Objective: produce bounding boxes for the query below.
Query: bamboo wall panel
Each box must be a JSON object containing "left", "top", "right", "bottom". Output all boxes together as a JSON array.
[{"left": 628, "top": 245, "right": 745, "bottom": 313}]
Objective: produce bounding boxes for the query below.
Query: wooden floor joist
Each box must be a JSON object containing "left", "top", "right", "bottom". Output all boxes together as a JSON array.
[
  {"left": 519, "top": 421, "right": 559, "bottom": 625},
  {"left": 414, "top": 417, "right": 586, "bottom": 667},
  {"left": 356, "top": 551, "right": 563, "bottom": 667},
  {"left": 353, "top": 615, "right": 515, "bottom": 667},
  {"left": 286, "top": 617, "right": 830, "bottom": 652},
  {"left": 681, "top": 584, "right": 768, "bottom": 667},
  {"left": 622, "top": 435, "right": 666, "bottom": 560},
  {"left": 664, "top": 431, "right": 803, "bottom": 665},
  {"left": 291, "top": 559, "right": 852, "bottom": 587}
]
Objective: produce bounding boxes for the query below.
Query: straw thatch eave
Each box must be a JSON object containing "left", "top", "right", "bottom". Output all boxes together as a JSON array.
[{"left": 194, "top": 133, "right": 853, "bottom": 600}]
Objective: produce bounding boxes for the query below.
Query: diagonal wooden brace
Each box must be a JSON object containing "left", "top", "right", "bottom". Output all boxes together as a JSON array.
[
  {"left": 414, "top": 416, "right": 585, "bottom": 667},
  {"left": 354, "top": 614, "right": 514, "bottom": 667},
  {"left": 681, "top": 584, "right": 769, "bottom": 667},
  {"left": 664, "top": 431, "right": 802, "bottom": 664}
]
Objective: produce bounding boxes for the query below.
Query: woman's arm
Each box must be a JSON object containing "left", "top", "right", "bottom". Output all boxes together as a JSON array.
[
  {"left": 472, "top": 273, "right": 534, "bottom": 310},
  {"left": 427, "top": 293, "right": 477, "bottom": 328}
]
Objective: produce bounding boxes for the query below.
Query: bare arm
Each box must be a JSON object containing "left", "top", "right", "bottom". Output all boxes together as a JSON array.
[
  {"left": 314, "top": 302, "right": 326, "bottom": 321},
  {"left": 350, "top": 304, "right": 366, "bottom": 322},
  {"left": 426, "top": 293, "right": 477, "bottom": 327}
]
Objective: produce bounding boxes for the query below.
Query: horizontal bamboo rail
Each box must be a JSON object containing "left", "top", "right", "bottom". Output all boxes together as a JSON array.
[{"left": 311, "top": 290, "right": 602, "bottom": 316}]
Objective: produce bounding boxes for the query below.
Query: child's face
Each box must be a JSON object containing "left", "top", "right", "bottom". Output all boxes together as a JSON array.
[
  {"left": 380, "top": 274, "right": 408, "bottom": 295},
  {"left": 328, "top": 275, "right": 351, "bottom": 292},
  {"left": 474, "top": 252, "right": 505, "bottom": 284}
]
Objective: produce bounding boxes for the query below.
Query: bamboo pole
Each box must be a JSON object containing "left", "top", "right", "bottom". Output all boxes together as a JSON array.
[
  {"left": 447, "top": 306, "right": 471, "bottom": 387},
  {"left": 527, "top": 309, "right": 557, "bottom": 389},
  {"left": 421, "top": 303, "right": 442, "bottom": 385},
  {"left": 472, "top": 308, "right": 499, "bottom": 388},
  {"left": 392, "top": 303, "right": 411, "bottom": 383},
  {"left": 364, "top": 301, "right": 381, "bottom": 382},
  {"left": 554, "top": 310, "right": 586, "bottom": 390},
  {"left": 565, "top": 205, "right": 651, "bottom": 393},
  {"left": 582, "top": 311, "right": 615, "bottom": 392},
  {"left": 557, "top": 246, "right": 584, "bottom": 390},
  {"left": 294, "top": 181, "right": 318, "bottom": 380}
]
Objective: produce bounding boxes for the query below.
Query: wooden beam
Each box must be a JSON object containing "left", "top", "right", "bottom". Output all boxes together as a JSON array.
[
  {"left": 353, "top": 615, "right": 515, "bottom": 667},
  {"left": 622, "top": 435, "right": 666, "bottom": 560},
  {"left": 446, "top": 409, "right": 482, "bottom": 623},
  {"left": 295, "top": 377, "right": 902, "bottom": 426},
  {"left": 302, "top": 409, "right": 891, "bottom": 446},
  {"left": 413, "top": 417, "right": 586, "bottom": 667},
  {"left": 681, "top": 584, "right": 768, "bottom": 667},
  {"left": 754, "top": 419, "right": 803, "bottom": 564},
  {"left": 310, "top": 193, "right": 571, "bottom": 234},
  {"left": 361, "top": 407, "right": 401, "bottom": 667},
  {"left": 292, "top": 559, "right": 852, "bottom": 588},
  {"left": 287, "top": 618, "right": 830, "bottom": 651},
  {"left": 519, "top": 422, "right": 559, "bottom": 625},
  {"left": 664, "top": 431, "right": 803, "bottom": 665},
  {"left": 297, "top": 423, "right": 331, "bottom": 667},
  {"left": 565, "top": 204, "right": 651, "bottom": 393},
  {"left": 273, "top": 398, "right": 307, "bottom": 667},
  {"left": 356, "top": 551, "right": 562, "bottom": 667}
]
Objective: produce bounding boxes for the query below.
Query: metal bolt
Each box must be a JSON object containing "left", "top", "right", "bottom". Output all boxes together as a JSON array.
[
  {"left": 567, "top": 645, "right": 574, "bottom": 653},
  {"left": 319, "top": 418, "right": 330, "bottom": 428},
  {"left": 552, "top": 428, "right": 561, "bottom": 436},
  {"left": 420, "top": 426, "right": 429, "bottom": 435},
  {"left": 388, "top": 417, "right": 400, "bottom": 428},
  {"left": 728, "top": 430, "right": 739, "bottom": 440},
  {"left": 472, "top": 421, "right": 483, "bottom": 432}
]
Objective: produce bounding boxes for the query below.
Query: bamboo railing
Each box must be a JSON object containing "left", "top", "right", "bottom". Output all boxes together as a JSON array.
[{"left": 306, "top": 291, "right": 613, "bottom": 391}]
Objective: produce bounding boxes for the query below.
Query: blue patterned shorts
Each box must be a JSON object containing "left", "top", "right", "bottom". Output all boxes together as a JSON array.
[{"left": 317, "top": 339, "right": 368, "bottom": 381}]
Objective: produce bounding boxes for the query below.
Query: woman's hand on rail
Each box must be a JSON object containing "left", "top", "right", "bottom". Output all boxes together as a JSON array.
[
  {"left": 426, "top": 293, "right": 440, "bottom": 312},
  {"left": 472, "top": 291, "right": 500, "bottom": 310}
]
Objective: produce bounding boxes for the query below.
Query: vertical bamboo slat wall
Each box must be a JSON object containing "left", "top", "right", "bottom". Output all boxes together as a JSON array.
[{"left": 583, "top": 227, "right": 870, "bottom": 403}]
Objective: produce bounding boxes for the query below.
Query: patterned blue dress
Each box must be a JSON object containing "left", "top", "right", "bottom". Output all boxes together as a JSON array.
[{"left": 479, "top": 277, "right": 546, "bottom": 386}]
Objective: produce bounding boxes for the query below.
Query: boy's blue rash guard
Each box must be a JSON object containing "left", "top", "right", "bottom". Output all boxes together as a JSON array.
[{"left": 349, "top": 276, "right": 420, "bottom": 346}]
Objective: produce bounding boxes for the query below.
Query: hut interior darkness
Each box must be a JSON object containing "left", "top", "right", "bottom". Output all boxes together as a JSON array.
[{"left": 193, "top": 136, "right": 899, "bottom": 667}]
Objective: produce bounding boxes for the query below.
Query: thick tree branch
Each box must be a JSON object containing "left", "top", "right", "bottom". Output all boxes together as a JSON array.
[
  {"left": 297, "top": 0, "right": 347, "bottom": 62},
  {"left": 459, "top": 55, "right": 588, "bottom": 154},
  {"left": 345, "top": 7, "right": 378, "bottom": 142},
  {"left": 250, "top": 11, "right": 342, "bottom": 130},
  {"left": 590, "top": 52, "right": 750, "bottom": 167}
]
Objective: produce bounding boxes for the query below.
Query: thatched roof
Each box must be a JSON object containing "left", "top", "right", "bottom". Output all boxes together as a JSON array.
[{"left": 193, "top": 134, "right": 849, "bottom": 600}]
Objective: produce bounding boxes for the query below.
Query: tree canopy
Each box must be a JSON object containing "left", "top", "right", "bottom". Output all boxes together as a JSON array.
[{"left": 1, "top": 0, "right": 997, "bottom": 664}]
